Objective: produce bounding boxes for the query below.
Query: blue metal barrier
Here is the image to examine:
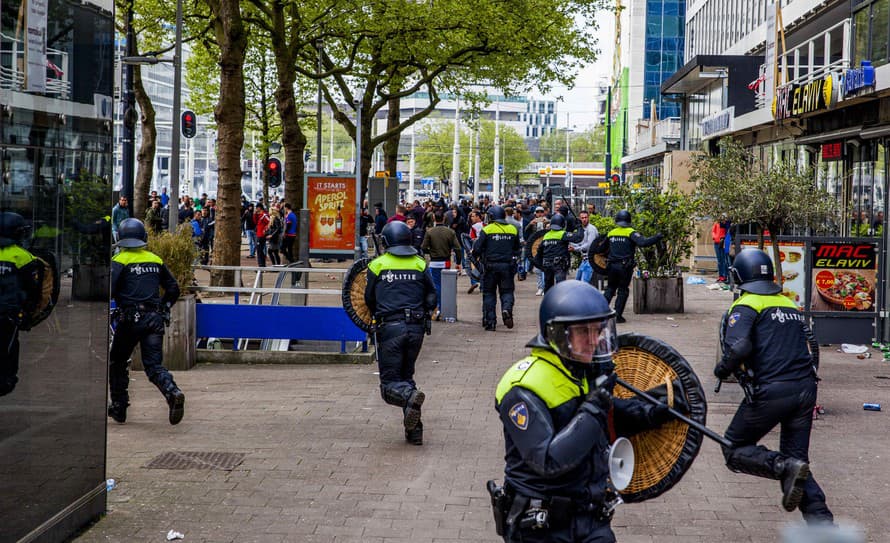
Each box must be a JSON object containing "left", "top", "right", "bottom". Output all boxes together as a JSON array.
[{"left": 196, "top": 304, "right": 367, "bottom": 353}]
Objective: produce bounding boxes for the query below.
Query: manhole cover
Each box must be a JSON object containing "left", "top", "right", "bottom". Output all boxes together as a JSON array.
[{"left": 144, "top": 451, "right": 246, "bottom": 471}]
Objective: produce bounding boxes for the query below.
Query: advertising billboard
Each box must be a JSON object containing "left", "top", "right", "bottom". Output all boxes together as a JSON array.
[{"left": 305, "top": 175, "right": 356, "bottom": 256}]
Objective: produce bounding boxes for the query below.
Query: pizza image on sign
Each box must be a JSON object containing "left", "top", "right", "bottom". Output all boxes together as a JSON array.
[{"left": 814, "top": 270, "right": 874, "bottom": 311}]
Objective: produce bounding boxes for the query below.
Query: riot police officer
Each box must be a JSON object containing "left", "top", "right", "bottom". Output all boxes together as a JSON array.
[
  {"left": 532, "top": 214, "right": 584, "bottom": 293},
  {"left": 472, "top": 205, "right": 520, "bottom": 331},
  {"left": 365, "top": 221, "right": 437, "bottom": 445},
  {"left": 490, "top": 280, "right": 684, "bottom": 542},
  {"left": 715, "top": 249, "right": 834, "bottom": 524},
  {"left": 109, "top": 218, "right": 185, "bottom": 425},
  {"left": 0, "top": 212, "right": 42, "bottom": 396},
  {"left": 597, "top": 210, "right": 662, "bottom": 323}
]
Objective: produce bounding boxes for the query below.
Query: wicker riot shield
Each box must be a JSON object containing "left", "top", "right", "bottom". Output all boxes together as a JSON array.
[
  {"left": 613, "top": 333, "right": 707, "bottom": 502},
  {"left": 460, "top": 233, "right": 483, "bottom": 282},
  {"left": 21, "top": 249, "right": 60, "bottom": 330},
  {"left": 341, "top": 258, "right": 373, "bottom": 332}
]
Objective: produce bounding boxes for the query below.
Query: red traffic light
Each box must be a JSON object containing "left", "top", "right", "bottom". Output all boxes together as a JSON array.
[
  {"left": 265, "top": 158, "right": 283, "bottom": 188},
  {"left": 181, "top": 110, "right": 197, "bottom": 139},
  {"left": 610, "top": 173, "right": 621, "bottom": 184},
  {"left": 268, "top": 161, "right": 278, "bottom": 170}
]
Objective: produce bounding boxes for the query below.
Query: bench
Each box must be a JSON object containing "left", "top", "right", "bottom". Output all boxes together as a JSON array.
[{"left": 196, "top": 304, "right": 368, "bottom": 353}]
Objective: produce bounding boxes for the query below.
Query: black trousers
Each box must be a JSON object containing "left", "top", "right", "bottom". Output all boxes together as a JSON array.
[
  {"left": 543, "top": 266, "right": 568, "bottom": 293},
  {"left": 281, "top": 236, "right": 295, "bottom": 263},
  {"left": 506, "top": 514, "right": 615, "bottom": 542},
  {"left": 603, "top": 263, "right": 633, "bottom": 317},
  {"left": 109, "top": 312, "right": 178, "bottom": 405},
  {"left": 376, "top": 320, "right": 425, "bottom": 406},
  {"left": 722, "top": 379, "right": 833, "bottom": 523},
  {"left": 482, "top": 261, "right": 516, "bottom": 328},
  {"left": 0, "top": 319, "right": 20, "bottom": 396},
  {"left": 256, "top": 238, "right": 268, "bottom": 267}
]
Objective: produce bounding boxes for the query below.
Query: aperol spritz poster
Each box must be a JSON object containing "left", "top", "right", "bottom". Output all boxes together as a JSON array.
[{"left": 306, "top": 175, "right": 356, "bottom": 254}]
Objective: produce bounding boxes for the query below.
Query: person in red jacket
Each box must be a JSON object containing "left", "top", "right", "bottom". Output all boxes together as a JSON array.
[{"left": 254, "top": 204, "right": 271, "bottom": 267}]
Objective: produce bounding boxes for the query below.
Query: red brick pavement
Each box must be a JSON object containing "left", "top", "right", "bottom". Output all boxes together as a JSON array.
[{"left": 75, "top": 267, "right": 888, "bottom": 542}]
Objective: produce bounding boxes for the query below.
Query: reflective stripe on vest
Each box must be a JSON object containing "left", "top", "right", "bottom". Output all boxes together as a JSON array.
[
  {"left": 112, "top": 248, "right": 164, "bottom": 265},
  {"left": 730, "top": 292, "right": 798, "bottom": 314}
]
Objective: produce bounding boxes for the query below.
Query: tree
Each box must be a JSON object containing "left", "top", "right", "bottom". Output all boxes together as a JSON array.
[
  {"left": 538, "top": 125, "right": 606, "bottom": 163},
  {"left": 204, "top": 0, "right": 248, "bottom": 285},
  {"left": 690, "top": 138, "right": 841, "bottom": 281},
  {"left": 607, "top": 177, "right": 700, "bottom": 277},
  {"left": 293, "top": 0, "right": 602, "bottom": 200},
  {"left": 414, "top": 119, "right": 533, "bottom": 186}
]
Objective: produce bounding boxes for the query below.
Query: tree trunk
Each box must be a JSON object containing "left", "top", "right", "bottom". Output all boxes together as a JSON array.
[
  {"left": 209, "top": 0, "right": 247, "bottom": 286},
  {"left": 770, "top": 233, "right": 783, "bottom": 286},
  {"left": 269, "top": 10, "right": 307, "bottom": 259},
  {"left": 382, "top": 96, "right": 400, "bottom": 178},
  {"left": 133, "top": 64, "right": 156, "bottom": 222}
]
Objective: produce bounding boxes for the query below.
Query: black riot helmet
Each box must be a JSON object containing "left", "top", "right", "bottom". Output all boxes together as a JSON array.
[
  {"left": 117, "top": 218, "right": 148, "bottom": 248},
  {"left": 730, "top": 249, "right": 781, "bottom": 295},
  {"left": 381, "top": 221, "right": 416, "bottom": 256},
  {"left": 615, "top": 210, "right": 632, "bottom": 227},
  {"left": 487, "top": 205, "right": 507, "bottom": 224},
  {"left": 534, "top": 280, "right": 618, "bottom": 365},
  {"left": 549, "top": 213, "right": 565, "bottom": 230},
  {"left": 0, "top": 211, "right": 29, "bottom": 247}
]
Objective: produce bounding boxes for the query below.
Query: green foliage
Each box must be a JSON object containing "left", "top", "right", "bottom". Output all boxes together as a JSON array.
[
  {"left": 415, "top": 119, "right": 533, "bottom": 182},
  {"left": 589, "top": 213, "right": 615, "bottom": 235},
  {"left": 538, "top": 125, "right": 606, "bottom": 163},
  {"left": 689, "top": 137, "right": 842, "bottom": 279},
  {"left": 606, "top": 178, "right": 700, "bottom": 277},
  {"left": 147, "top": 225, "right": 198, "bottom": 289},
  {"left": 65, "top": 169, "right": 110, "bottom": 265}
]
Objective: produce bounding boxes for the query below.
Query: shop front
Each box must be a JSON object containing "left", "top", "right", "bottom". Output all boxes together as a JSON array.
[{"left": 0, "top": 0, "right": 113, "bottom": 540}]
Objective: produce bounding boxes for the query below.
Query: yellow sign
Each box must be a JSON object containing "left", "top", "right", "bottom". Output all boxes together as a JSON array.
[{"left": 374, "top": 170, "right": 390, "bottom": 178}]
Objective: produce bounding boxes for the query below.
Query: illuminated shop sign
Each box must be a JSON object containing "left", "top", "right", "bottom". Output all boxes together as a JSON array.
[
  {"left": 821, "top": 141, "right": 843, "bottom": 161},
  {"left": 773, "top": 74, "right": 838, "bottom": 120},
  {"left": 842, "top": 60, "right": 876, "bottom": 98}
]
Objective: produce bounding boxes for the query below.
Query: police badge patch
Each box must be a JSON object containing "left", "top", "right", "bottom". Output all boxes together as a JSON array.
[
  {"left": 728, "top": 312, "right": 740, "bottom": 327},
  {"left": 509, "top": 402, "right": 529, "bottom": 430}
]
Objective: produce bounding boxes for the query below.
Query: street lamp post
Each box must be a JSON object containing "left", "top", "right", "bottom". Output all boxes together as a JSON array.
[{"left": 167, "top": 0, "right": 184, "bottom": 233}]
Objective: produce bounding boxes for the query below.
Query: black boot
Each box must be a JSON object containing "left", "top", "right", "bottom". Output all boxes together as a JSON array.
[
  {"left": 405, "top": 421, "right": 423, "bottom": 445},
  {"left": 108, "top": 402, "right": 128, "bottom": 424},
  {"left": 403, "top": 389, "right": 425, "bottom": 431},
  {"left": 778, "top": 457, "right": 810, "bottom": 512},
  {"left": 164, "top": 386, "right": 185, "bottom": 425},
  {"left": 502, "top": 310, "right": 514, "bottom": 329}
]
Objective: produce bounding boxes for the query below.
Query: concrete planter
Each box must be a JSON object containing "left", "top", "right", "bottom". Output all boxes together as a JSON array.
[{"left": 632, "top": 276, "right": 684, "bottom": 314}]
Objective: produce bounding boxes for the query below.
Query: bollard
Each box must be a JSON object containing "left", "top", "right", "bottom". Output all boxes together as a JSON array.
[{"left": 440, "top": 269, "right": 458, "bottom": 322}]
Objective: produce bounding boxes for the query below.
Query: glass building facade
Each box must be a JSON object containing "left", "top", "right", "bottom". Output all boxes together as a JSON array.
[
  {"left": 644, "top": 0, "right": 685, "bottom": 119},
  {"left": 1, "top": 0, "right": 112, "bottom": 539}
]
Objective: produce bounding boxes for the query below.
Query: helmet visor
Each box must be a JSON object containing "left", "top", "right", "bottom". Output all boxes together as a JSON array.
[{"left": 548, "top": 318, "right": 618, "bottom": 364}]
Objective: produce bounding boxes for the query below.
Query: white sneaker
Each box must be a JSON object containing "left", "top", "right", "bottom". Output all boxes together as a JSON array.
[{"left": 535, "top": 288, "right": 544, "bottom": 296}]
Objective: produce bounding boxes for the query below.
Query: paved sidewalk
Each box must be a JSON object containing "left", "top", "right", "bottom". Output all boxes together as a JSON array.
[{"left": 76, "top": 270, "right": 890, "bottom": 542}]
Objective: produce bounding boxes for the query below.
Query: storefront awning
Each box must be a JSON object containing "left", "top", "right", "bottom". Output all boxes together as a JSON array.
[
  {"left": 661, "top": 55, "right": 762, "bottom": 95},
  {"left": 795, "top": 126, "right": 863, "bottom": 144}
]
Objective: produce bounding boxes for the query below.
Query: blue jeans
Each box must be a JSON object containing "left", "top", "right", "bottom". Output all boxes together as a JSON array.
[
  {"left": 429, "top": 266, "right": 443, "bottom": 309},
  {"left": 247, "top": 230, "right": 257, "bottom": 257},
  {"left": 359, "top": 235, "right": 369, "bottom": 259},
  {"left": 536, "top": 266, "right": 545, "bottom": 290},
  {"left": 715, "top": 242, "right": 729, "bottom": 278}
]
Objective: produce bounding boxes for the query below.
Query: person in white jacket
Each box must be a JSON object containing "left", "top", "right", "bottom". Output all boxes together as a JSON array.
[{"left": 569, "top": 210, "right": 598, "bottom": 283}]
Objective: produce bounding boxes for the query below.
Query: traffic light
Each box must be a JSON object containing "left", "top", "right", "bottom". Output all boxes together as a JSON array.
[
  {"left": 181, "top": 110, "right": 196, "bottom": 138},
  {"left": 610, "top": 173, "right": 621, "bottom": 186},
  {"left": 265, "top": 158, "right": 282, "bottom": 188}
]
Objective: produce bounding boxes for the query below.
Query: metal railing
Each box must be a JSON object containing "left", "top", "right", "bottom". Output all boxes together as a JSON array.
[
  {"left": 0, "top": 32, "right": 71, "bottom": 97},
  {"left": 633, "top": 117, "right": 681, "bottom": 153}
]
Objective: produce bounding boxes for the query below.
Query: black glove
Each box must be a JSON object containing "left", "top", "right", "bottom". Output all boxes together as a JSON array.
[
  {"left": 583, "top": 373, "right": 616, "bottom": 414},
  {"left": 714, "top": 361, "right": 732, "bottom": 381},
  {"left": 645, "top": 380, "right": 690, "bottom": 414}
]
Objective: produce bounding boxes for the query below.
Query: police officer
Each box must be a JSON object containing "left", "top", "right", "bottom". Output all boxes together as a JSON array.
[
  {"left": 109, "top": 218, "right": 185, "bottom": 425},
  {"left": 491, "top": 280, "right": 684, "bottom": 542},
  {"left": 0, "top": 212, "right": 42, "bottom": 396},
  {"left": 365, "top": 221, "right": 437, "bottom": 445},
  {"left": 532, "top": 214, "right": 584, "bottom": 293},
  {"left": 715, "top": 249, "right": 834, "bottom": 524},
  {"left": 472, "top": 205, "right": 520, "bottom": 331},
  {"left": 597, "top": 210, "right": 662, "bottom": 323}
]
